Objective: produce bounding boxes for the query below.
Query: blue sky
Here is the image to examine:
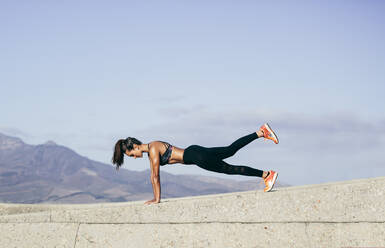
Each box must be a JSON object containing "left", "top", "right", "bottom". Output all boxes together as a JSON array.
[{"left": 1, "top": 0, "right": 384, "bottom": 185}]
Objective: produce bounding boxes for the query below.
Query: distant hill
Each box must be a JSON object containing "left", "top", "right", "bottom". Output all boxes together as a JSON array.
[{"left": 0, "top": 133, "right": 290, "bottom": 204}]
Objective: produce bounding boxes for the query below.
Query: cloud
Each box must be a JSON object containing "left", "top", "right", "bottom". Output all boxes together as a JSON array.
[
  {"left": 0, "top": 127, "right": 31, "bottom": 139},
  {"left": 155, "top": 104, "right": 207, "bottom": 119},
  {"left": 135, "top": 107, "right": 385, "bottom": 155},
  {"left": 273, "top": 112, "right": 385, "bottom": 154}
]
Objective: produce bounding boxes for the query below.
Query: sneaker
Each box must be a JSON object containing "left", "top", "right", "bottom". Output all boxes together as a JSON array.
[
  {"left": 263, "top": 170, "right": 278, "bottom": 192},
  {"left": 260, "top": 123, "right": 279, "bottom": 144}
]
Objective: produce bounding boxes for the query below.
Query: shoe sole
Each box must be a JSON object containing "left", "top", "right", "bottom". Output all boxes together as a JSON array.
[
  {"left": 265, "top": 172, "right": 278, "bottom": 192},
  {"left": 265, "top": 123, "right": 279, "bottom": 144}
]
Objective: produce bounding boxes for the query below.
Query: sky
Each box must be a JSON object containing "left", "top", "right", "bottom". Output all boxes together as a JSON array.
[{"left": 1, "top": 0, "right": 384, "bottom": 186}]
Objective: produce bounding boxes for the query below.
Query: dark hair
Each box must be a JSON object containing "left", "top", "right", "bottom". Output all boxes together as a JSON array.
[{"left": 112, "top": 137, "right": 142, "bottom": 170}]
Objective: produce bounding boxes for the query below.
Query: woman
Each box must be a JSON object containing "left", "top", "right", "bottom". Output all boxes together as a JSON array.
[{"left": 112, "top": 123, "right": 279, "bottom": 205}]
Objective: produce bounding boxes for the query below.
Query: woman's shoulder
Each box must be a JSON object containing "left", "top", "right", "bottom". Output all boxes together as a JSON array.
[
  {"left": 148, "top": 141, "right": 167, "bottom": 153},
  {"left": 148, "top": 141, "right": 168, "bottom": 160}
]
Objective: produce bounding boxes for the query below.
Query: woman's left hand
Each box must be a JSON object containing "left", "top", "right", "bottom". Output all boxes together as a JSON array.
[{"left": 144, "top": 198, "right": 160, "bottom": 205}]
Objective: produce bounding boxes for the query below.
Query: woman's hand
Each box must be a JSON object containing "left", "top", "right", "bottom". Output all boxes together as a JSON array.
[{"left": 144, "top": 198, "right": 160, "bottom": 205}]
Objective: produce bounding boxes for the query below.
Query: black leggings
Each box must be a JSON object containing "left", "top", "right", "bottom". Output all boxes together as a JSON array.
[{"left": 183, "top": 133, "right": 263, "bottom": 177}]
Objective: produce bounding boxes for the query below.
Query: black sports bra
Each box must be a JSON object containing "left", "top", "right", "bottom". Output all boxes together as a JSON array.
[{"left": 150, "top": 141, "right": 173, "bottom": 166}]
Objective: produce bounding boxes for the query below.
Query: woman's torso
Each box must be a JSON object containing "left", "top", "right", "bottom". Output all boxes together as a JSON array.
[{"left": 149, "top": 141, "right": 185, "bottom": 165}]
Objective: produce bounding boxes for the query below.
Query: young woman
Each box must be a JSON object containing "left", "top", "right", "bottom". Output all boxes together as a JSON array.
[{"left": 112, "top": 123, "right": 279, "bottom": 205}]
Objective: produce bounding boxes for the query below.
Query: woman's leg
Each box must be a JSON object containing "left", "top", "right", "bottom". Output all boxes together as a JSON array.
[
  {"left": 185, "top": 144, "right": 265, "bottom": 178},
  {"left": 194, "top": 157, "right": 264, "bottom": 177},
  {"left": 206, "top": 132, "right": 261, "bottom": 160}
]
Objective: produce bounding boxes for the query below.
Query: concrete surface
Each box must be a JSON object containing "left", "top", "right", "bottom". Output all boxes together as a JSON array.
[{"left": 1, "top": 176, "right": 384, "bottom": 247}]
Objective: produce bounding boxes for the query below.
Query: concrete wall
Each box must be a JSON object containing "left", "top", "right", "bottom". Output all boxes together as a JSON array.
[{"left": 1, "top": 176, "right": 385, "bottom": 247}]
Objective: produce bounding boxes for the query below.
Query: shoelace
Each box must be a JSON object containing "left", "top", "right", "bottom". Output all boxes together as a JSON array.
[{"left": 261, "top": 127, "right": 271, "bottom": 141}]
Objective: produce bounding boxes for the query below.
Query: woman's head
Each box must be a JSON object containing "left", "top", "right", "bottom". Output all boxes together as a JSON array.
[{"left": 112, "top": 137, "right": 143, "bottom": 170}]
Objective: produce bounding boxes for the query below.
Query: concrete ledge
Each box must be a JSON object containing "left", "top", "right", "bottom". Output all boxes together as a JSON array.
[
  {"left": 1, "top": 176, "right": 385, "bottom": 247},
  {"left": 0, "top": 223, "right": 78, "bottom": 248},
  {"left": 74, "top": 223, "right": 385, "bottom": 248}
]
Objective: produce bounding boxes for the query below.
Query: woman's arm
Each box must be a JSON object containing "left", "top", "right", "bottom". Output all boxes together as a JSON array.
[{"left": 145, "top": 146, "right": 161, "bottom": 204}]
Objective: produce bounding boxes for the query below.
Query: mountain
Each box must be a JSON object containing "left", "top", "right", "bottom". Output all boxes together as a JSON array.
[{"left": 0, "top": 133, "right": 289, "bottom": 204}]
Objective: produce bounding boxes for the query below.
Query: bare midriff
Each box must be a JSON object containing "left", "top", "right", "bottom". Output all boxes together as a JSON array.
[{"left": 167, "top": 146, "right": 185, "bottom": 164}]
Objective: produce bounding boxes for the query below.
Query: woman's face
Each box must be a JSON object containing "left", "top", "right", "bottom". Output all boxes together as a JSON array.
[{"left": 125, "top": 145, "right": 143, "bottom": 158}]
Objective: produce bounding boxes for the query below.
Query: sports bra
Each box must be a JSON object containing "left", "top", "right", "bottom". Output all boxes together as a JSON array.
[{"left": 149, "top": 141, "right": 173, "bottom": 166}]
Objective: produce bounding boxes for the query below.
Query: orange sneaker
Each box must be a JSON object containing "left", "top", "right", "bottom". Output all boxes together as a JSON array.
[
  {"left": 260, "top": 123, "right": 279, "bottom": 144},
  {"left": 263, "top": 170, "right": 278, "bottom": 192}
]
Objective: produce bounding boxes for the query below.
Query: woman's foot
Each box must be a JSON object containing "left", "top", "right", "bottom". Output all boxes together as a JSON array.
[
  {"left": 260, "top": 123, "right": 279, "bottom": 144},
  {"left": 263, "top": 170, "right": 278, "bottom": 192}
]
